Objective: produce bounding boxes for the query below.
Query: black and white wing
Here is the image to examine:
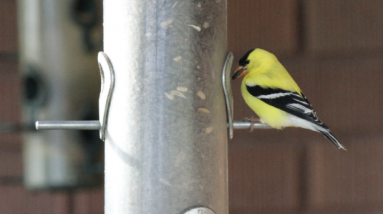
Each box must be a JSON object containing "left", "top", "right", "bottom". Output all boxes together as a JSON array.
[{"left": 246, "top": 84, "right": 329, "bottom": 130}]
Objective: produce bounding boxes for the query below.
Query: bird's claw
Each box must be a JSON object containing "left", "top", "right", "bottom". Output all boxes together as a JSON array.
[{"left": 242, "top": 116, "right": 260, "bottom": 132}]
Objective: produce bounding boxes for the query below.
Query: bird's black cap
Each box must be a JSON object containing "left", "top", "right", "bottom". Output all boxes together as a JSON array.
[{"left": 238, "top": 49, "right": 254, "bottom": 66}]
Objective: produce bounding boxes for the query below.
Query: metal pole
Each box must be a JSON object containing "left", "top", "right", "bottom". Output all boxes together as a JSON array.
[{"left": 104, "top": 0, "right": 228, "bottom": 213}]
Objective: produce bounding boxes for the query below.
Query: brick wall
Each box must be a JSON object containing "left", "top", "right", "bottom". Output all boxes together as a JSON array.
[{"left": 1, "top": 0, "right": 383, "bottom": 213}]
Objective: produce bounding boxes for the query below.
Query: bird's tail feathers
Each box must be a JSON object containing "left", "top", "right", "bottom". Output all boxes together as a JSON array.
[{"left": 317, "top": 129, "right": 346, "bottom": 151}]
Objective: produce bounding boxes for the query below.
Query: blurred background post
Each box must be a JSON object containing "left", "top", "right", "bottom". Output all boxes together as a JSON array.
[{"left": 19, "top": 0, "right": 103, "bottom": 190}]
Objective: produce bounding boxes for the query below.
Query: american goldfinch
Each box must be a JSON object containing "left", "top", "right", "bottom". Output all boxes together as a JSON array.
[{"left": 232, "top": 48, "right": 346, "bottom": 150}]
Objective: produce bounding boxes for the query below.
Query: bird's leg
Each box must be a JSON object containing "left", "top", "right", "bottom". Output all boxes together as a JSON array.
[{"left": 242, "top": 116, "right": 260, "bottom": 132}]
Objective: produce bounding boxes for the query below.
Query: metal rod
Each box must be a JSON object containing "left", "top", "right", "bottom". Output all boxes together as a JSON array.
[
  {"left": 35, "top": 120, "right": 271, "bottom": 131},
  {"left": 233, "top": 121, "right": 271, "bottom": 129},
  {"left": 36, "top": 121, "right": 101, "bottom": 130}
]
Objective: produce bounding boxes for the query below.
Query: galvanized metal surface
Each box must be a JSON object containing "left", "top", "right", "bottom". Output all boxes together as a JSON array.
[{"left": 104, "top": 0, "right": 228, "bottom": 213}]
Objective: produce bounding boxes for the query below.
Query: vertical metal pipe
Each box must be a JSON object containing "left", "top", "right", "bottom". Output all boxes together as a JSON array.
[{"left": 104, "top": 0, "right": 228, "bottom": 213}]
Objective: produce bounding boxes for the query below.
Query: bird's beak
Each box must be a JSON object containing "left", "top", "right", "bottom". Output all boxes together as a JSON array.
[{"left": 232, "top": 66, "right": 248, "bottom": 80}]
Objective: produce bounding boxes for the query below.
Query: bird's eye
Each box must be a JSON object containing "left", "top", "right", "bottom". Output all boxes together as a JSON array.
[{"left": 246, "top": 60, "right": 250, "bottom": 64}]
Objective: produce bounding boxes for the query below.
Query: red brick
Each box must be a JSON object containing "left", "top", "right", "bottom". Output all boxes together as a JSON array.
[
  {"left": 229, "top": 142, "right": 301, "bottom": 213},
  {"left": 0, "top": 62, "right": 20, "bottom": 122},
  {"left": 306, "top": 134, "right": 383, "bottom": 213},
  {"left": 0, "top": 151, "right": 22, "bottom": 177},
  {"left": 228, "top": 0, "right": 298, "bottom": 58},
  {"left": 305, "top": 0, "right": 383, "bottom": 53},
  {"left": 0, "top": 62, "right": 21, "bottom": 150},
  {"left": 0, "top": 0, "right": 18, "bottom": 52},
  {"left": 286, "top": 57, "right": 383, "bottom": 135},
  {"left": 73, "top": 189, "right": 104, "bottom": 214},
  {"left": 0, "top": 186, "right": 69, "bottom": 214}
]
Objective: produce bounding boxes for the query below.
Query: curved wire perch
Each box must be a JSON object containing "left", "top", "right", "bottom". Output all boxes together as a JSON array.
[
  {"left": 97, "top": 52, "right": 115, "bottom": 141},
  {"left": 222, "top": 52, "right": 234, "bottom": 139},
  {"left": 35, "top": 52, "right": 115, "bottom": 141}
]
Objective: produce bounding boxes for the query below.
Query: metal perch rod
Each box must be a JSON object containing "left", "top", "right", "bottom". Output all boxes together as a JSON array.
[
  {"left": 36, "top": 121, "right": 101, "bottom": 130},
  {"left": 36, "top": 120, "right": 271, "bottom": 130}
]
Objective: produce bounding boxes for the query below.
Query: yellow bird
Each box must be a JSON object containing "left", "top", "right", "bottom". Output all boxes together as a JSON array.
[{"left": 232, "top": 48, "right": 346, "bottom": 150}]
